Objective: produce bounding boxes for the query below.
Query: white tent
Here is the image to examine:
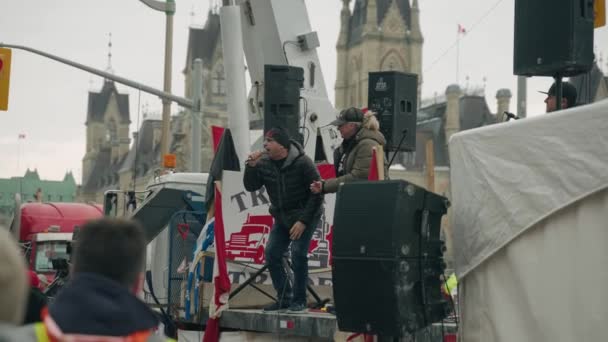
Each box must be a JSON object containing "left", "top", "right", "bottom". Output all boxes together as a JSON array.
[{"left": 449, "top": 99, "right": 608, "bottom": 341}]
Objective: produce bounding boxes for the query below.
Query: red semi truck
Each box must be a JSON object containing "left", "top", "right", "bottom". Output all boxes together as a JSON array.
[{"left": 10, "top": 200, "right": 103, "bottom": 279}]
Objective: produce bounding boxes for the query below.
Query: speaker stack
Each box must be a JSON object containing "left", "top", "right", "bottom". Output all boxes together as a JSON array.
[
  {"left": 514, "top": 0, "right": 594, "bottom": 77},
  {"left": 263, "top": 64, "right": 304, "bottom": 144},
  {"left": 368, "top": 71, "right": 418, "bottom": 152},
  {"left": 332, "top": 180, "right": 450, "bottom": 336}
]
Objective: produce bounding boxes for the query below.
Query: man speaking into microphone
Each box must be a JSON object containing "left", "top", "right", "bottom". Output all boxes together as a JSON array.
[{"left": 243, "top": 127, "right": 323, "bottom": 314}]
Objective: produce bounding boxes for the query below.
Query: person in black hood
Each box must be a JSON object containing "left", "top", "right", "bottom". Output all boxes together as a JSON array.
[
  {"left": 17, "top": 218, "right": 171, "bottom": 341},
  {"left": 243, "top": 127, "right": 323, "bottom": 314}
]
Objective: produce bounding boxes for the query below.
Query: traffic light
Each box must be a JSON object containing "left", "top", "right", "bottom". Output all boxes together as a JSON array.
[
  {"left": 596, "top": 0, "right": 606, "bottom": 28},
  {"left": 0, "top": 48, "right": 12, "bottom": 111}
]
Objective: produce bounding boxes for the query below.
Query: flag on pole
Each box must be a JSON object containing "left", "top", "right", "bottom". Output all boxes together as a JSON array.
[
  {"left": 368, "top": 147, "right": 379, "bottom": 181},
  {"left": 18, "top": 133, "right": 25, "bottom": 139},
  {"left": 458, "top": 24, "right": 466, "bottom": 35},
  {"left": 202, "top": 181, "right": 231, "bottom": 342},
  {"left": 211, "top": 126, "right": 225, "bottom": 154},
  {"left": 205, "top": 129, "right": 240, "bottom": 212},
  {"left": 368, "top": 146, "right": 385, "bottom": 181}
]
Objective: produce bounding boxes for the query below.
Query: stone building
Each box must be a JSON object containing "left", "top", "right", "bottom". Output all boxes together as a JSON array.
[
  {"left": 80, "top": 10, "right": 228, "bottom": 203},
  {"left": 335, "top": 0, "right": 423, "bottom": 109}
]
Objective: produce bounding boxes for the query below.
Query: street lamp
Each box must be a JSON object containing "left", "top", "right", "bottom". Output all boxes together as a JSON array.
[{"left": 139, "top": 0, "right": 175, "bottom": 167}]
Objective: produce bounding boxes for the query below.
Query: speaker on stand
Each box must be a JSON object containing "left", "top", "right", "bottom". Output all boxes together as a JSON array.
[
  {"left": 368, "top": 71, "right": 418, "bottom": 166},
  {"left": 263, "top": 64, "right": 304, "bottom": 144},
  {"left": 513, "top": 0, "right": 594, "bottom": 110}
]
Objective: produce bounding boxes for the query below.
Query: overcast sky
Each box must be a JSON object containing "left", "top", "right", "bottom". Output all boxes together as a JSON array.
[{"left": 1, "top": 0, "right": 607, "bottom": 183}]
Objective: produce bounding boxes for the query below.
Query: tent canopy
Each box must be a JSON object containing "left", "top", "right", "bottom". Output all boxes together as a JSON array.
[{"left": 449, "top": 99, "right": 608, "bottom": 278}]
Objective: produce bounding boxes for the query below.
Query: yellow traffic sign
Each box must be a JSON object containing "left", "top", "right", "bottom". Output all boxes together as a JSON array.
[
  {"left": 596, "top": 0, "right": 606, "bottom": 28},
  {"left": 0, "top": 48, "right": 12, "bottom": 111}
]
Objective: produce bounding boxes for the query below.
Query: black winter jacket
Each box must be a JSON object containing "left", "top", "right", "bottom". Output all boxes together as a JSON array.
[
  {"left": 243, "top": 141, "right": 323, "bottom": 228},
  {"left": 48, "top": 273, "right": 159, "bottom": 336}
]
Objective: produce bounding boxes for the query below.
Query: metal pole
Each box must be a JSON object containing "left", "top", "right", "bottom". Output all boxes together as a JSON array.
[
  {"left": 0, "top": 43, "right": 192, "bottom": 108},
  {"left": 191, "top": 59, "right": 203, "bottom": 172},
  {"left": 220, "top": 3, "right": 251, "bottom": 164},
  {"left": 517, "top": 75, "right": 527, "bottom": 118},
  {"left": 160, "top": 1, "right": 175, "bottom": 165},
  {"left": 554, "top": 75, "right": 563, "bottom": 111}
]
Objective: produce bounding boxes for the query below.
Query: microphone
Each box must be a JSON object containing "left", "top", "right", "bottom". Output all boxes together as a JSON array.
[{"left": 504, "top": 111, "right": 519, "bottom": 121}]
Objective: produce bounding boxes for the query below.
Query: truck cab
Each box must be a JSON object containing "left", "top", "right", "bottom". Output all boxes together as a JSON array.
[{"left": 10, "top": 201, "right": 103, "bottom": 280}]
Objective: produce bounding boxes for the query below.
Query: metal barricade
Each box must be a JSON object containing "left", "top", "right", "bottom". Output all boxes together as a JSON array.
[{"left": 167, "top": 210, "right": 205, "bottom": 320}]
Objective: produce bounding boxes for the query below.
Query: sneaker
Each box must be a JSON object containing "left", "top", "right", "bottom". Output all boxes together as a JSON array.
[
  {"left": 286, "top": 303, "right": 307, "bottom": 314},
  {"left": 263, "top": 302, "right": 289, "bottom": 312}
]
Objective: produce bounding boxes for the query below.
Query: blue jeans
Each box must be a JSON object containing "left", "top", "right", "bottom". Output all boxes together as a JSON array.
[{"left": 265, "top": 220, "right": 316, "bottom": 305}]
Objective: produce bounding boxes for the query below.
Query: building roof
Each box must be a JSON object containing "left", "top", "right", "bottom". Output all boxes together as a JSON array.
[
  {"left": 23, "top": 169, "right": 40, "bottom": 181},
  {"left": 569, "top": 63, "right": 607, "bottom": 105},
  {"left": 404, "top": 95, "right": 496, "bottom": 168},
  {"left": 0, "top": 171, "right": 78, "bottom": 211},
  {"left": 184, "top": 12, "right": 221, "bottom": 72},
  {"left": 119, "top": 119, "right": 162, "bottom": 177},
  {"left": 348, "top": 0, "right": 411, "bottom": 46},
  {"left": 87, "top": 80, "right": 130, "bottom": 124},
  {"left": 82, "top": 147, "right": 126, "bottom": 193}
]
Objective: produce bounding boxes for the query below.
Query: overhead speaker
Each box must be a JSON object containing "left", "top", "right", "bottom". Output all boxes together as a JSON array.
[
  {"left": 264, "top": 64, "right": 304, "bottom": 144},
  {"left": 332, "top": 180, "right": 450, "bottom": 336},
  {"left": 368, "top": 71, "right": 418, "bottom": 152},
  {"left": 514, "top": 0, "right": 594, "bottom": 76}
]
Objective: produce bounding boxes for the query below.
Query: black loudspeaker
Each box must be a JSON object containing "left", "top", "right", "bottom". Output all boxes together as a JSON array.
[
  {"left": 332, "top": 180, "right": 450, "bottom": 336},
  {"left": 514, "top": 0, "right": 594, "bottom": 77},
  {"left": 368, "top": 71, "right": 418, "bottom": 152},
  {"left": 264, "top": 65, "right": 304, "bottom": 143}
]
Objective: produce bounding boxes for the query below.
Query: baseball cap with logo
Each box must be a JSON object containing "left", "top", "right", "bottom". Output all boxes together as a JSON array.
[{"left": 330, "top": 107, "right": 365, "bottom": 126}]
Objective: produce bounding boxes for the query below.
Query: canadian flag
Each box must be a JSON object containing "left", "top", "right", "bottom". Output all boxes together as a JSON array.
[{"left": 458, "top": 24, "right": 466, "bottom": 35}]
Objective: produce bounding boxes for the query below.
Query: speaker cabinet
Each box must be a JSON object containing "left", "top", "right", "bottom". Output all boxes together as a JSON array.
[
  {"left": 332, "top": 180, "right": 450, "bottom": 336},
  {"left": 368, "top": 72, "right": 418, "bottom": 152},
  {"left": 332, "top": 180, "right": 446, "bottom": 259},
  {"left": 264, "top": 65, "right": 304, "bottom": 143},
  {"left": 333, "top": 258, "right": 448, "bottom": 336},
  {"left": 514, "top": 0, "right": 594, "bottom": 77}
]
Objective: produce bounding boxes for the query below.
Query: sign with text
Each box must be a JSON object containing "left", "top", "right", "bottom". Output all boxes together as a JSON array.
[{"left": 221, "top": 170, "right": 336, "bottom": 286}]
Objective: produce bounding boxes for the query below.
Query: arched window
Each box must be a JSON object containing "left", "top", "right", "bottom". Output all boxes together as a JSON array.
[
  {"left": 212, "top": 64, "right": 225, "bottom": 95},
  {"left": 380, "top": 51, "right": 405, "bottom": 72},
  {"left": 105, "top": 118, "right": 117, "bottom": 143}
]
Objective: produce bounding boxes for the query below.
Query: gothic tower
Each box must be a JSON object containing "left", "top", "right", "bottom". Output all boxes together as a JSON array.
[
  {"left": 81, "top": 79, "right": 131, "bottom": 189},
  {"left": 334, "top": 0, "right": 424, "bottom": 110},
  {"left": 82, "top": 39, "right": 130, "bottom": 190},
  {"left": 180, "top": 10, "right": 228, "bottom": 172}
]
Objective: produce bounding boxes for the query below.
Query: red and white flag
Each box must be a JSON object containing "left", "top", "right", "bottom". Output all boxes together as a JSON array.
[
  {"left": 368, "top": 147, "right": 379, "bottom": 181},
  {"left": 203, "top": 181, "right": 231, "bottom": 342},
  {"left": 458, "top": 24, "right": 466, "bottom": 35},
  {"left": 368, "top": 146, "right": 384, "bottom": 181},
  {"left": 18, "top": 133, "right": 26, "bottom": 139}
]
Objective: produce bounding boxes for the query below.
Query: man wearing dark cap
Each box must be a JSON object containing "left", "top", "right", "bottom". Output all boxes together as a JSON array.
[
  {"left": 310, "top": 107, "right": 386, "bottom": 194},
  {"left": 541, "top": 81, "right": 577, "bottom": 113},
  {"left": 243, "top": 127, "right": 323, "bottom": 314}
]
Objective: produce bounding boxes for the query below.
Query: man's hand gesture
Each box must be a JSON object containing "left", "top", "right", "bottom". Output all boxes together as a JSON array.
[
  {"left": 289, "top": 221, "right": 306, "bottom": 240},
  {"left": 310, "top": 181, "right": 323, "bottom": 194}
]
